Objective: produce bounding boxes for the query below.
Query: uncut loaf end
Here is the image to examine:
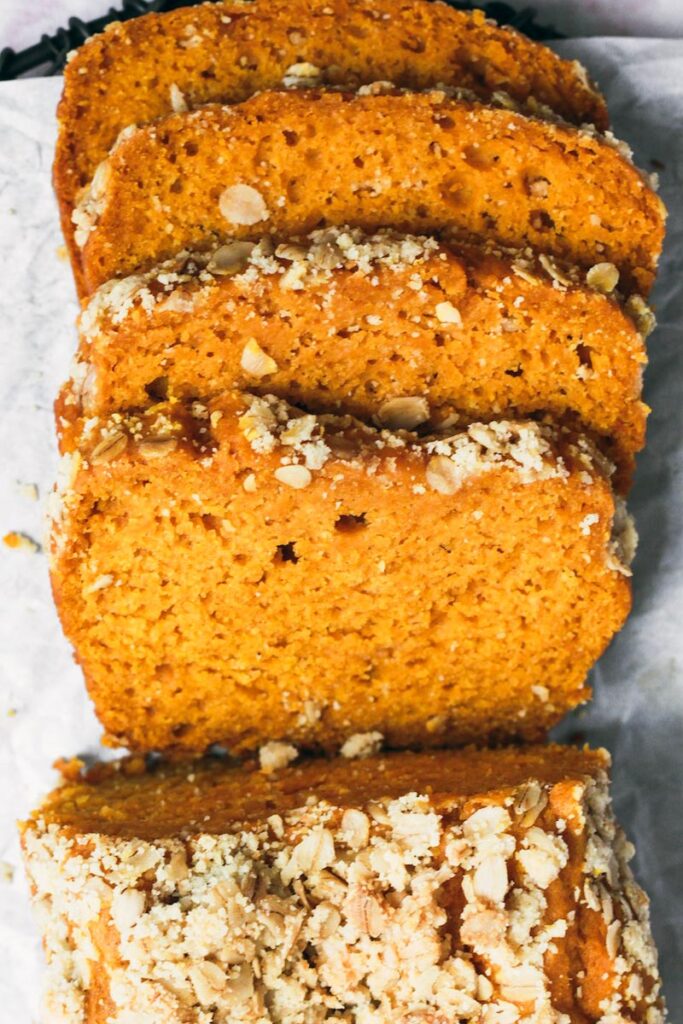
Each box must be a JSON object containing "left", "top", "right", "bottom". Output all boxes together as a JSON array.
[{"left": 20, "top": 745, "right": 664, "bottom": 1023}]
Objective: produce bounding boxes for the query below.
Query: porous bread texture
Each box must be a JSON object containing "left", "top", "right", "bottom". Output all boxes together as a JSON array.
[
  {"left": 49, "top": 390, "right": 632, "bottom": 755},
  {"left": 64, "top": 227, "right": 651, "bottom": 486},
  {"left": 55, "top": 0, "right": 609, "bottom": 293},
  {"left": 72, "top": 90, "right": 664, "bottom": 297},
  {"left": 20, "top": 746, "right": 665, "bottom": 1023}
]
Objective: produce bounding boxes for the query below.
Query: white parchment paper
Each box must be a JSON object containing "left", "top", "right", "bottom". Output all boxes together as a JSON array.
[{"left": 0, "top": 36, "right": 682, "bottom": 1019}]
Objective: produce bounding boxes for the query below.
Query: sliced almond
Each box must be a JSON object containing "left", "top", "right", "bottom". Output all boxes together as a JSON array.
[
  {"left": 378, "top": 396, "right": 429, "bottom": 431},
  {"left": 219, "top": 184, "right": 269, "bottom": 226}
]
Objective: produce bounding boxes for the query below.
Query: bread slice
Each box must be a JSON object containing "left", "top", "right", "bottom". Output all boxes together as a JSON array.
[
  {"left": 72, "top": 89, "right": 664, "bottom": 297},
  {"left": 55, "top": 0, "right": 608, "bottom": 289},
  {"left": 20, "top": 745, "right": 664, "bottom": 1023},
  {"left": 49, "top": 390, "right": 633, "bottom": 755},
  {"left": 64, "top": 227, "right": 652, "bottom": 486}
]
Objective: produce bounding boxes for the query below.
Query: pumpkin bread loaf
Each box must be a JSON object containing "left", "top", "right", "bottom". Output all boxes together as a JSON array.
[
  {"left": 64, "top": 227, "right": 652, "bottom": 484},
  {"left": 49, "top": 390, "right": 633, "bottom": 755},
  {"left": 72, "top": 89, "right": 664, "bottom": 297},
  {"left": 20, "top": 744, "right": 664, "bottom": 1023},
  {"left": 56, "top": 0, "right": 609, "bottom": 291}
]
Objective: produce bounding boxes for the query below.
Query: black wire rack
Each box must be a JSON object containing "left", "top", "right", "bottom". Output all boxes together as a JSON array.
[{"left": 0, "top": 1, "right": 561, "bottom": 81}]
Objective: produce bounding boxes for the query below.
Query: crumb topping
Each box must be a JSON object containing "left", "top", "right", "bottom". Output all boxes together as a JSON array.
[
  {"left": 22, "top": 771, "right": 663, "bottom": 1024},
  {"left": 76, "top": 226, "right": 653, "bottom": 347},
  {"left": 339, "top": 732, "right": 384, "bottom": 760},
  {"left": 258, "top": 742, "right": 299, "bottom": 775}
]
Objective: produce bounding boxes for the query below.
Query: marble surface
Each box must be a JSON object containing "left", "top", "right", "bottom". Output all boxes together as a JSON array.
[{"left": 0, "top": 30, "right": 682, "bottom": 1024}]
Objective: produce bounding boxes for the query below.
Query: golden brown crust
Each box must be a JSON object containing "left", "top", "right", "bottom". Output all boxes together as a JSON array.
[
  {"left": 20, "top": 746, "right": 665, "bottom": 1023},
  {"left": 48, "top": 391, "right": 632, "bottom": 755},
  {"left": 28, "top": 745, "right": 608, "bottom": 838},
  {"left": 55, "top": 0, "right": 609, "bottom": 291},
  {"left": 63, "top": 229, "right": 650, "bottom": 487},
  {"left": 72, "top": 90, "right": 664, "bottom": 297}
]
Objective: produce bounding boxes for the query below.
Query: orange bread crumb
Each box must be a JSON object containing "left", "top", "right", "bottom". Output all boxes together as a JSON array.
[
  {"left": 49, "top": 391, "right": 633, "bottom": 755},
  {"left": 55, "top": 0, "right": 609, "bottom": 290},
  {"left": 20, "top": 745, "right": 664, "bottom": 1022},
  {"left": 72, "top": 90, "right": 664, "bottom": 297},
  {"left": 64, "top": 228, "right": 651, "bottom": 484}
]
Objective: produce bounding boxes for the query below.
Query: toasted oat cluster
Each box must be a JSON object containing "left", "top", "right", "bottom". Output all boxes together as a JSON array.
[
  {"left": 49, "top": 390, "right": 633, "bottom": 754},
  {"left": 72, "top": 89, "right": 664, "bottom": 296},
  {"left": 54, "top": 0, "right": 609, "bottom": 291},
  {"left": 20, "top": 745, "right": 664, "bottom": 1024},
  {"left": 63, "top": 227, "right": 651, "bottom": 485}
]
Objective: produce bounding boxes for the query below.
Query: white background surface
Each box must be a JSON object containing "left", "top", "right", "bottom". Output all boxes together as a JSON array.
[{"left": 0, "top": 3, "right": 682, "bottom": 1021}]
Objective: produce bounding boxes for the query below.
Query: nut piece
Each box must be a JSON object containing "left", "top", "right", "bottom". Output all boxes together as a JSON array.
[
  {"left": 207, "top": 240, "right": 255, "bottom": 275},
  {"left": 425, "top": 454, "right": 460, "bottom": 495},
  {"left": 138, "top": 437, "right": 178, "bottom": 459},
  {"left": 90, "top": 431, "right": 128, "bottom": 464},
  {"left": 435, "top": 301, "right": 462, "bottom": 325},
  {"left": 240, "top": 338, "right": 279, "bottom": 378},
  {"left": 586, "top": 261, "right": 620, "bottom": 294},
  {"left": 274, "top": 465, "right": 312, "bottom": 489},
  {"left": 378, "top": 396, "right": 430, "bottom": 431},
  {"left": 219, "top": 184, "right": 270, "bottom": 226}
]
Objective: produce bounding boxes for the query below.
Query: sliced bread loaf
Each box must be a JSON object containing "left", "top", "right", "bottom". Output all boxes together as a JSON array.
[
  {"left": 63, "top": 228, "right": 652, "bottom": 485},
  {"left": 72, "top": 90, "right": 664, "bottom": 296},
  {"left": 50, "top": 390, "right": 633, "bottom": 755},
  {"left": 56, "top": 0, "right": 608, "bottom": 290}
]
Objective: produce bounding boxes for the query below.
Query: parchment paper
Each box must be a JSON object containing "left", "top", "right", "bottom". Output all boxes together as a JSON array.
[{"left": 0, "top": 36, "right": 681, "bottom": 1020}]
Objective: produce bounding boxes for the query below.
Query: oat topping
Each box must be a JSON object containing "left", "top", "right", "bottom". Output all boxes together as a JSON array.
[
  {"left": 22, "top": 769, "right": 663, "bottom": 1024},
  {"left": 586, "top": 261, "right": 620, "bottom": 294},
  {"left": 425, "top": 421, "right": 569, "bottom": 495},
  {"left": 77, "top": 227, "right": 442, "bottom": 338}
]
